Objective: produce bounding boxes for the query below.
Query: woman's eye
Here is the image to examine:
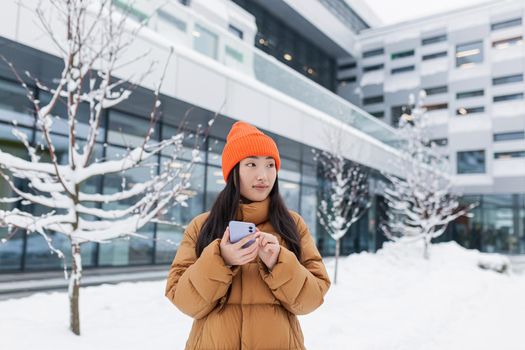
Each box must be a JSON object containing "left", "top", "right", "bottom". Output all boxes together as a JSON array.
[{"left": 267, "top": 163, "right": 275, "bottom": 168}]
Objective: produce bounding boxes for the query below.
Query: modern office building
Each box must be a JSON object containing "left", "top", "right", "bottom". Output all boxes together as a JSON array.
[
  {"left": 338, "top": 0, "right": 525, "bottom": 254},
  {"left": 0, "top": 0, "right": 523, "bottom": 274}
]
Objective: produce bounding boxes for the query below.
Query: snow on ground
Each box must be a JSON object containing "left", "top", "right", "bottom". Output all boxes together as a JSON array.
[{"left": 1, "top": 241, "right": 524, "bottom": 350}]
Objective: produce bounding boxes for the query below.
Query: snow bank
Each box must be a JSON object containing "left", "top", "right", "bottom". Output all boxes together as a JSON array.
[
  {"left": 301, "top": 241, "right": 523, "bottom": 350},
  {"left": 0, "top": 241, "right": 523, "bottom": 350}
]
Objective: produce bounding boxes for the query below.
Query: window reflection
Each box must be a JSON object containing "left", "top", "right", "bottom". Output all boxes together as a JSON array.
[
  {"left": 300, "top": 185, "right": 318, "bottom": 241},
  {"left": 280, "top": 180, "right": 300, "bottom": 212},
  {"left": 206, "top": 165, "right": 225, "bottom": 210},
  {"left": 193, "top": 23, "right": 218, "bottom": 59},
  {"left": 456, "top": 40, "right": 483, "bottom": 68},
  {"left": 457, "top": 150, "right": 485, "bottom": 174},
  {"left": 450, "top": 194, "right": 525, "bottom": 254},
  {"left": 0, "top": 79, "right": 35, "bottom": 127},
  {"left": 107, "top": 110, "right": 159, "bottom": 148}
]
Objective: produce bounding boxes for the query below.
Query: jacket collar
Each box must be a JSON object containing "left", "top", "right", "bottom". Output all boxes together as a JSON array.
[{"left": 236, "top": 196, "right": 270, "bottom": 225}]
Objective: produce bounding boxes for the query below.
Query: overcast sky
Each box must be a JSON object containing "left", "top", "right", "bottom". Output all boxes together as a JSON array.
[{"left": 363, "top": 0, "right": 501, "bottom": 25}]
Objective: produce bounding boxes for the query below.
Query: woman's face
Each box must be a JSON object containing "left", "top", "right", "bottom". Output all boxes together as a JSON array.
[{"left": 238, "top": 156, "right": 277, "bottom": 202}]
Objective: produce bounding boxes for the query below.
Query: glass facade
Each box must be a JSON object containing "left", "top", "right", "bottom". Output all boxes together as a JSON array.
[
  {"left": 444, "top": 195, "right": 525, "bottom": 254},
  {"left": 231, "top": 0, "right": 336, "bottom": 91},
  {"left": 318, "top": 0, "right": 370, "bottom": 34}
]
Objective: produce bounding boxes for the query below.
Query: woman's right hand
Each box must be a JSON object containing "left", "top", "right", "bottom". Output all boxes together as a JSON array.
[{"left": 219, "top": 227, "right": 260, "bottom": 266}]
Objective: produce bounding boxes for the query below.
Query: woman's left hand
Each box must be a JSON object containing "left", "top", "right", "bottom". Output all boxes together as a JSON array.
[{"left": 256, "top": 230, "right": 280, "bottom": 270}]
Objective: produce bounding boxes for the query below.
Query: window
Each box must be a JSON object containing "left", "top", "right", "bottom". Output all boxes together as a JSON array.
[
  {"left": 300, "top": 185, "right": 318, "bottom": 240},
  {"left": 0, "top": 79, "right": 35, "bottom": 128},
  {"left": 318, "top": 0, "right": 370, "bottom": 34},
  {"left": 457, "top": 150, "right": 485, "bottom": 174},
  {"left": 425, "top": 85, "right": 448, "bottom": 95},
  {"left": 225, "top": 46, "right": 243, "bottom": 63},
  {"left": 491, "top": 18, "right": 522, "bottom": 31},
  {"left": 391, "top": 105, "right": 409, "bottom": 126},
  {"left": 157, "top": 9, "right": 187, "bottom": 32},
  {"left": 422, "top": 34, "right": 447, "bottom": 45},
  {"left": 430, "top": 138, "right": 448, "bottom": 146},
  {"left": 228, "top": 24, "right": 244, "bottom": 39},
  {"left": 493, "top": 74, "right": 523, "bottom": 85},
  {"left": 391, "top": 65, "right": 415, "bottom": 74},
  {"left": 424, "top": 103, "right": 448, "bottom": 111},
  {"left": 494, "top": 151, "right": 525, "bottom": 159},
  {"left": 370, "top": 111, "right": 384, "bottom": 118},
  {"left": 363, "top": 63, "right": 384, "bottom": 72},
  {"left": 338, "top": 76, "right": 356, "bottom": 85},
  {"left": 456, "top": 106, "right": 485, "bottom": 115},
  {"left": 113, "top": 0, "right": 148, "bottom": 23},
  {"left": 391, "top": 50, "right": 414, "bottom": 60},
  {"left": 107, "top": 110, "right": 159, "bottom": 148},
  {"left": 363, "top": 48, "right": 384, "bottom": 58},
  {"left": 339, "top": 62, "right": 357, "bottom": 70},
  {"left": 193, "top": 23, "right": 218, "bottom": 59},
  {"left": 493, "top": 93, "right": 524, "bottom": 102},
  {"left": 155, "top": 160, "right": 204, "bottom": 264},
  {"left": 456, "top": 89, "right": 484, "bottom": 99},
  {"left": 362, "top": 95, "right": 383, "bottom": 105},
  {"left": 494, "top": 131, "right": 525, "bottom": 142},
  {"left": 492, "top": 36, "right": 523, "bottom": 49},
  {"left": 422, "top": 51, "right": 447, "bottom": 60},
  {"left": 236, "top": 0, "right": 336, "bottom": 91},
  {"left": 456, "top": 41, "right": 483, "bottom": 67},
  {"left": 39, "top": 92, "right": 100, "bottom": 141}
]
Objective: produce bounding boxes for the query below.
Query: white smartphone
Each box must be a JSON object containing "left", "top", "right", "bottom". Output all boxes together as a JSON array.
[{"left": 229, "top": 220, "right": 257, "bottom": 248}]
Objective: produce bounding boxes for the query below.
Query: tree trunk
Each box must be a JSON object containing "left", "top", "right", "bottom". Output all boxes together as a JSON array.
[
  {"left": 423, "top": 236, "right": 430, "bottom": 260},
  {"left": 334, "top": 239, "right": 340, "bottom": 285},
  {"left": 69, "top": 242, "right": 82, "bottom": 335}
]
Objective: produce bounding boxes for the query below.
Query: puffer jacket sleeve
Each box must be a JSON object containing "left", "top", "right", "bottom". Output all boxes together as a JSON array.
[
  {"left": 165, "top": 214, "right": 240, "bottom": 319},
  {"left": 258, "top": 211, "right": 331, "bottom": 315}
]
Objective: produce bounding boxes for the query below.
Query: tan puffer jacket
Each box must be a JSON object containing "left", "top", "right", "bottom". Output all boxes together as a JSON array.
[{"left": 165, "top": 196, "right": 331, "bottom": 349}]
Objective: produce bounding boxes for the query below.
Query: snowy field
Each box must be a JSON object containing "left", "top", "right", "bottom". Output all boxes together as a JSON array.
[{"left": 1, "top": 241, "right": 524, "bottom": 350}]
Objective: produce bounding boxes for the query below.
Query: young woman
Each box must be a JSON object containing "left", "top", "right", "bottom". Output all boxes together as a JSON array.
[{"left": 165, "top": 121, "right": 331, "bottom": 349}]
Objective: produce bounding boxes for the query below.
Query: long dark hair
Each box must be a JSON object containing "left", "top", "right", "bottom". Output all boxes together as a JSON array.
[{"left": 196, "top": 163, "right": 302, "bottom": 260}]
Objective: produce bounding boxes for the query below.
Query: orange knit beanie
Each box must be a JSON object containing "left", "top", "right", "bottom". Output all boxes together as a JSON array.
[{"left": 221, "top": 121, "right": 281, "bottom": 181}]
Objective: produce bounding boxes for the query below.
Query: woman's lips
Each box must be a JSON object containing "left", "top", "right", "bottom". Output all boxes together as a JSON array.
[{"left": 253, "top": 185, "right": 268, "bottom": 191}]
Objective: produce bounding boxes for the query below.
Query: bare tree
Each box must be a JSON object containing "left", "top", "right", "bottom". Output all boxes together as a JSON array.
[
  {"left": 380, "top": 91, "right": 476, "bottom": 259},
  {"left": 0, "top": 0, "right": 210, "bottom": 335},
  {"left": 315, "top": 129, "right": 370, "bottom": 284}
]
